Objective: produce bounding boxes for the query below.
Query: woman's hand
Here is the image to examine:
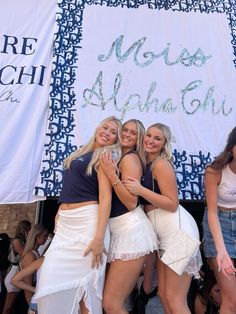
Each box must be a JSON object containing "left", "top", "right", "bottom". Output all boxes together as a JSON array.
[
  {"left": 99, "top": 152, "right": 117, "bottom": 178},
  {"left": 123, "top": 176, "right": 142, "bottom": 196},
  {"left": 83, "top": 237, "right": 107, "bottom": 268},
  {"left": 217, "top": 250, "right": 236, "bottom": 279}
]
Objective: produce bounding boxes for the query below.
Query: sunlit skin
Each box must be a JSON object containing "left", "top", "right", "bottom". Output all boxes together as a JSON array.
[
  {"left": 143, "top": 127, "right": 166, "bottom": 161},
  {"left": 121, "top": 121, "right": 138, "bottom": 153},
  {"left": 94, "top": 120, "right": 118, "bottom": 148}
]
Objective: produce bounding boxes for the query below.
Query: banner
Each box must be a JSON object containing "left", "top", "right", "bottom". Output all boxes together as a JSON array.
[
  {"left": 35, "top": 0, "right": 236, "bottom": 200},
  {"left": 0, "top": 0, "right": 56, "bottom": 203}
]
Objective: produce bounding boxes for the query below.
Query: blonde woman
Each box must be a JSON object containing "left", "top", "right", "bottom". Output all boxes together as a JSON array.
[
  {"left": 34, "top": 116, "right": 122, "bottom": 314},
  {"left": 100, "top": 119, "right": 158, "bottom": 314},
  {"left": 20, "top": 224, "right": 48, "bottom": 305},
  {"left": 125, "top": 123, "right": 202, "bottom": 314}
]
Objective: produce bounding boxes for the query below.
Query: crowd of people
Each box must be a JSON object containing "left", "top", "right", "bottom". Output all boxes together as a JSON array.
[{"left": 0, "top": 116, "right": 235, "bottom": 314}]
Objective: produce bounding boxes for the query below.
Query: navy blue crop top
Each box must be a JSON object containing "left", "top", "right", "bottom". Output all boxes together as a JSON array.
[
  {"left": 59, "top": 151, "right": 99, "bottom": 204},
  {"left": 140, "top": 162, "right": 161, "bottom": 205},
  {"left": 110, "top": 150, "right": 140, "bottom": 218}
]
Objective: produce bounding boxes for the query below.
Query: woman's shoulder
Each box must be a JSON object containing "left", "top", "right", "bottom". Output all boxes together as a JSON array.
[
  {"left": 154, "top": 158, "right": 173, "bottom": 170},
  {"left": 21, "top": 251, "right": 37, "bottom": 267}
]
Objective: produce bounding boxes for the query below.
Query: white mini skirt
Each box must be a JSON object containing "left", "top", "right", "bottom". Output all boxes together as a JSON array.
[
  {"left": 34, "top": 204, "right": 110, "bottom": 314},
  {"left": 147, "top": 205, "right": 202, "bottom": 277},
  {"left": 108, "top": 205, "right": 158, "bottom": 262}
]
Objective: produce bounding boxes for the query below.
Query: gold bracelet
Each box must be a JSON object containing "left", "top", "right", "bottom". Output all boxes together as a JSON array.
[{"left": 112, "top": 179, "right": 120, "bottom": 187}]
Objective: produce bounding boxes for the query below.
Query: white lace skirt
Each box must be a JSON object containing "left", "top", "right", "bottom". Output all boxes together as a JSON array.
[
  {"left": 147, "top": 205, "right": 202, "bottom": 277},
  {"left": 34, "top": 204, "right": 110, "bottom": 314},
  {"left": 108, "top": 206, "right": 158, "bottom": 262}
]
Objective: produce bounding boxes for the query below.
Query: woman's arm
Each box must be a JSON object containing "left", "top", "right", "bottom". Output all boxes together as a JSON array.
[
  {"left": 20, "top": 252, "right": 37, "bottom": 304},
  {"left": 125, "top": 159, "right": 178, "bottom": 212},
  {"left": 84, "top": 166, "right": 112, "bottom": 268},
  {"left": 100, "top": 152, "right": 142, "bottom": 210},
  {"left": 11, "top": 257, "right": 43, "bottom": 293},
  {"left": 205, "top": 168, "right": 236, "bottom": 277}
]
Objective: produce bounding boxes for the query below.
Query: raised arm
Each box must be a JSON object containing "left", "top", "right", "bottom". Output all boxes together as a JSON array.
[
  {"left": 125, "top": 159, "right": 178, "bottom": 212},
  {"left": 100, "top": 152, "right": 142, "bottom": 210}
]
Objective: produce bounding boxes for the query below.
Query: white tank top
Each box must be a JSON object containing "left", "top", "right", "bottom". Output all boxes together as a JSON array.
[{"left": 218, "top": 164, "right": 236, "bottom": 208}]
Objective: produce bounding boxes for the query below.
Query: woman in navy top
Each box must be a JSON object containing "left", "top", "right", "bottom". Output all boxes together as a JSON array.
[
  {"left": 35, "top": 116, "right": 122, "bottom": 314},
  {"left": 100, "top": 119, "right": 158, "bottom": 314}
]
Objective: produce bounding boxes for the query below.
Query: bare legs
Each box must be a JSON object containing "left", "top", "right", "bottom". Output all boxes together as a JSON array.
[
  {"left": 103, "top": 257, "right": 145, "bottom": 314},
  {"left": 157, "top": 258, "right": 192, "bottom": 314},
  {"left": 2, "top": 292, "right": 18, "bottom": 314}
]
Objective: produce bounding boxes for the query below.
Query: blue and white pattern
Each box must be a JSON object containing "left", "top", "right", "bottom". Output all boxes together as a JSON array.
[{"left": 34, "top": 0, "right": 236, "bottom": 200}]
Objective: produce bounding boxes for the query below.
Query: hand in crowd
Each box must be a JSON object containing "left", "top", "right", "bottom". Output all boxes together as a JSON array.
[
  {"left": 217, "top": 250, "right": 236, "bottom": 279},
  {"left": 123, "top": 176, "right": 142, "bottom": 196}
]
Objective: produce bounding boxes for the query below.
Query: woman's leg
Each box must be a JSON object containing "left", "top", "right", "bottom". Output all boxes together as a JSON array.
[
  {"left": 2, "top": 292, "right": 18, "bottom": 314},
  {"left": 79, "top": 299, "right": 89, "bottom": 314},
  {"left": 208, "top": 257, "right": 236, "bottom": 314},
  {"left": 103, "top": 257, "right": 145, "bottom": 314},
  {"left": 156, "top": 258, "right": 171, "bottom": 314},
  {"left": 164, "top": 264, "right": 192, "bottom": 314},
  {"left": 143, "top": 252, "right": 156, "bottom": 294}
]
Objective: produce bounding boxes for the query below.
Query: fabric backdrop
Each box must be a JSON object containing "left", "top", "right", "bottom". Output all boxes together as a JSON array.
[
  {"left": 1, "top": 0, "right": 236, "bottom": 203},
  {"left": 35, "top": 0, "right": 236, "bottom": 201},
  {"left": 0, "top": 0, "right": 57, "bottom": 203}
]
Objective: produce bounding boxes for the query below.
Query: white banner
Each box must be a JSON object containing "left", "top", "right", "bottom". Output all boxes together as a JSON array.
[
  {"left": 0, "top": 0, "right": 56, "bottom": 203},
  {"left": 75, "top": 6, "right": 236, "bottom": 155},
  {"left": 21, "top": 1, "right": 236, "bottom": 200}
]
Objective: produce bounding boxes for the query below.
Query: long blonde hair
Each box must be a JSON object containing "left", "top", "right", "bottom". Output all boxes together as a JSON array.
[
  {"left": 122, "top": 119, "right": 145, "bottom": 168},
  {"left": 146, "top": 123, "right": 173, "bottom": 170},
  {"left": 21, "top": 224, "right": 47, "bottom": 259},
  {"left": 64, "top": 116, "right": 122, "bottom": 174}
]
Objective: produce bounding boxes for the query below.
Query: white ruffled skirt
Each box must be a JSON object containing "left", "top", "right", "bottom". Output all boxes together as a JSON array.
[
  {"left": 147, "top": 205, "right": 202, "bottom": 277},
  {"left": 108, "top": 206, "right": 158, "bottom": 262},
  {"left": 34, "top": 204, "right": 110, "bottom": 314}
]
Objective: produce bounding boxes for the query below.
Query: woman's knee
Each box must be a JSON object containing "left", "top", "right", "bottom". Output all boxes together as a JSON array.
[{"left": 103, "top": 294, "right": 119, "bottom": 313}]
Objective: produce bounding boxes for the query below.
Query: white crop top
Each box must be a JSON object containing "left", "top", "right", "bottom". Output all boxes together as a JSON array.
[{"left": 218, "top": 164, "right": 236, "bottom": 208}]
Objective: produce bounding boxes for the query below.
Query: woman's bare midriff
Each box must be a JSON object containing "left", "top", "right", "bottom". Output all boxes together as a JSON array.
[
  {"left": 144, "top": 204, "right": 156, "bottom": 213},
  {"left": 59, "top": 200, "right": 98, "bottom": 210}
]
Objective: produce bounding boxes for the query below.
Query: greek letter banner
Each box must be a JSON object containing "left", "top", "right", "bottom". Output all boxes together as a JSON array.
[
  {"left": 0, "top": 0, "right": 56, "bottom": 203},
  {"left": 35, "top": 0, "right": 236, "bottom": 201}
]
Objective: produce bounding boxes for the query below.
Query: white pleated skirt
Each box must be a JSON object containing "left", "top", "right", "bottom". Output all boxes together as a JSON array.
[
  {"left": 34, "top": 204, "right": 110, "bottom": 314},
  {"left": 147, "top": 205, "right": 202, "bottom": 277},
  {"left": 108, "top": 206, "right": 158, "bottom": 262}
]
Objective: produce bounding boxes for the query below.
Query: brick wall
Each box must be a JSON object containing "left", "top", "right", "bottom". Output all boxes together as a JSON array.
[{"left": 0, "top": 203, "right": 37, "bottom": 238}]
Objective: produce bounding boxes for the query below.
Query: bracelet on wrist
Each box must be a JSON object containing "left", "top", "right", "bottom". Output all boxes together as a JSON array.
[{"left": 112, "top": 179, "right": 120, "bottom": 187}]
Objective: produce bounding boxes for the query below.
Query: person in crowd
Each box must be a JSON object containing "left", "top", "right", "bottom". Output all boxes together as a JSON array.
[
  {"left": 202, "top": 126, "right": 236, "bottom": 313},
  {"left": 12, "top": 257, "right": 44, "bottom": 314},
  {"left": 0, "top": 233, "right": 10, "bottom": 312},
  {"left": 20, "top": 224, "right": 48, "bottom": 308},
  {"left": 100, "top": 119, "right": 158, "bottom": 314},
  {"left": 124, "top": 123, "right": 202, "bottom": 314},
  {"left": 3, "top": 220, "right": 31, "bottom": 314},
  {"left": 34, "top": 116, "right": 122, "bottom": 314},
  {"left": 194, "top": 269, "right": 221, "bottom": 314}
]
